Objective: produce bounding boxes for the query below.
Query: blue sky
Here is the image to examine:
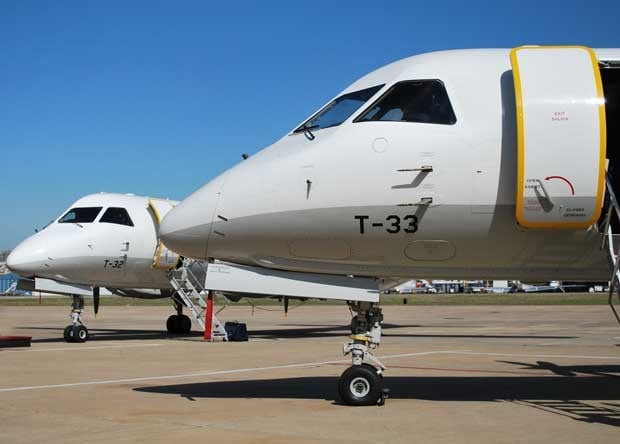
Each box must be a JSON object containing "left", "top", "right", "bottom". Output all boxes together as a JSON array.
[{"left": 1, "top": 1, "right": 619, "bottom": 249}]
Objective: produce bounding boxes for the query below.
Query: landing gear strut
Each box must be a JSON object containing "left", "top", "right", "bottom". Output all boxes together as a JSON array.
[
  {"left": 166, "top": 297, "right": 192, "bottom": 334},
  {"left": 63, "top": 295, "right": 89, "bottom": 343},
  {"left": 339, "top": 302, "right": 388, "bottom": 406}
]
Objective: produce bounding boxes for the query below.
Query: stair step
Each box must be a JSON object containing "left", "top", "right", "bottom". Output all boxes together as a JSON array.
[{"left": 169, "top": 260, "right": 228, "bottom": 341}]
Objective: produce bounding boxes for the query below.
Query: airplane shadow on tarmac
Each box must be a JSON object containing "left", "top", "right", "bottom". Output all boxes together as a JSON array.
[
  {"left": 134, "top": 361, "right": 620, "bottom": 427},
  {"left": 16, "top": 326, "right": 203, "bottom": 343},
  {"left": 248, "top": 324, "right": 576, "bottom": 340},
  {"left": 17, "top": 323, "right": 578, "bottom": 343}
]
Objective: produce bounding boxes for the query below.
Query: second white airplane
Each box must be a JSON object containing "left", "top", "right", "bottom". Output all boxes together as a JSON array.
[{"left": 7, "top": 192, "right": 191, "bottom": 341}]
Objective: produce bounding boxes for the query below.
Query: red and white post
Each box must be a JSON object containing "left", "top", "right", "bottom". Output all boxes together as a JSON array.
[{"left": 204, "top": 290, "right": 214, "bottom": 341}]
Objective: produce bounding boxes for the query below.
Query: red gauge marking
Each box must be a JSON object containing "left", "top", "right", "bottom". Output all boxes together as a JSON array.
[{"left": 545, "top": 175, "right": 575, "bottom": 195}]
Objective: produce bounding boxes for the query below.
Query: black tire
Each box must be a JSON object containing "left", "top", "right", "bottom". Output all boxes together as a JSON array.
[
  {"left": 179, "top": 315, "right": 192, "bottom": 334},
  {"left": 338, "top": 364, "right": 383, "bottom": 406},
  {"left": 74, "top": 325, "right": 89, "bottom": 343},
  {"left": 166, "top": 315, "right": 180, "bottom": 334},
  {"left": 63, "top": 325, "right": 74, "bottom": 342}
]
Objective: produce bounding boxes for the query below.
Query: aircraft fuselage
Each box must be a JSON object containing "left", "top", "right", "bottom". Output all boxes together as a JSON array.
[{"left": 160, "top": 48, "right": 620, "bottom": 281}]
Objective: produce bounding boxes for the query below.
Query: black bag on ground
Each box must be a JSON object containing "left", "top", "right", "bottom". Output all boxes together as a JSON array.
[{"left": 225, "top": 321, "right": 248, "bottom": 341}]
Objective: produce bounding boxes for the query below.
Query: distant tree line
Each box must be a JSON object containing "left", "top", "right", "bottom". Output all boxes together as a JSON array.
[{"left": 0, "top": 250, "right": 10, "bottom": 262}]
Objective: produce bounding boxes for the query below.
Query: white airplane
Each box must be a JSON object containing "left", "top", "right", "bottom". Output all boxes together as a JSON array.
[
  {"left": 7, "top": 192, "right": 371, "bottom": 343},
  {"left": 159, "top": 46, "right": 620, "bottom": 405},
  {"left": 6, "top": 192, "right": 193, "bottom": 342}
]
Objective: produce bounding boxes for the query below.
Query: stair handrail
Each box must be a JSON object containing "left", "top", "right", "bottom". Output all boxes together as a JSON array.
[
  {"left": 602, "top": 173, "right": 620, "bottom": 324},
  {"left": 185, "top": 265, "right": 205, "bottom": 293},
  {"left": 167, "top": 258, "right": 228, "bottom": 339}
]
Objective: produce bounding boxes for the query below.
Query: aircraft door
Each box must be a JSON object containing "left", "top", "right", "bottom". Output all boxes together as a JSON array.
[
  {"left": 149, "top": 199, "right": 181, "bottom": 269},
  {"left": 510, "top": 46, "right": 606, "bottom": 229}
]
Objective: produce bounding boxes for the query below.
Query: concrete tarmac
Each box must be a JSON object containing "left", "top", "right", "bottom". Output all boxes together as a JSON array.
[{"left": 1, "top": 304, "right": 619, "bottom": 443}]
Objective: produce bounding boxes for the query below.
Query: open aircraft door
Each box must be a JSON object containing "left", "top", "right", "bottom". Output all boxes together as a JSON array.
[
  {"left": 149, "top": 198, "right": 181, "bottom": 269},
  {"left": 510, "top": 46, "right": 607, "bottom": 229}
]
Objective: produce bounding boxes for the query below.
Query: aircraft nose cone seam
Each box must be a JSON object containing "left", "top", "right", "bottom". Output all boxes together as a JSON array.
[{"left": 159, "top": 195, "right": 216, "bottom": 260}]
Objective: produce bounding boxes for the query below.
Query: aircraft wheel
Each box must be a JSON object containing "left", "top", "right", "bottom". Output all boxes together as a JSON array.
[
  {"left": 179, "top": 315, "right": 192, "bottom": 334},
  {"left": 63, "top": 325, "right": 74, "bottom": 342},
  {"left": 166, "top": 315, "right": 180, "bottom": 334},
  {"left": 74, "top": 325, "right": 89, "bottom": 343},
  {"left": 338, "top": 364, "right": 383, "bottom": 406}
]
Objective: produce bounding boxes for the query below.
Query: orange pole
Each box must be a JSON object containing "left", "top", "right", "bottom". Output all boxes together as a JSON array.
[{"left": 204, "top": 290, "right": 214, "bottom": 341}]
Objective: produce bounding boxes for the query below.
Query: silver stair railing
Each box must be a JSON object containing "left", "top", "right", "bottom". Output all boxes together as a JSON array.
[
  {"left": 169, "top": 260, "right": 228, "bottom": 340},
  {"left": 600, "top": 173, "right": 620, "bottom": 325}
]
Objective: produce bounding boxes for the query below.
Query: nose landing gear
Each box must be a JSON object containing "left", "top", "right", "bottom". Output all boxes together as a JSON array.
[
  {"left": 339, "top": 302, "right": 389, "bottom": 406},
  {"left": 63, "top": 295, "right": 89, "bottom": 343},
  {"left": 166, "top": 298, "right": 192, "bottom": 335}
]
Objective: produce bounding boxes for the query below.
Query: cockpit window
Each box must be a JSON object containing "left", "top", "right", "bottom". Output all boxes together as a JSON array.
[
  {"left": 58, "top": 207, "right": 103, "bottom": 224},
  {"left": 355, "top": 80, "right": 456, "bottom": 125},
  {"left": 294, "top": 84, "right": 384, "bottom": 133},
  {"left": 99, "top": 207, "right": 134, "bottom": 227}
]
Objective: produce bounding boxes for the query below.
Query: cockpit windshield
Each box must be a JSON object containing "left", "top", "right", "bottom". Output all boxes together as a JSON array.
[
  {"left": 294, "top": 84, "right": 384, "bottom": 133},
  {"left": 100, "top": 207, "right": 134, "bottom": 227},
  {"left": 58, "top": 207, "right": 103, "bottom": 224}
]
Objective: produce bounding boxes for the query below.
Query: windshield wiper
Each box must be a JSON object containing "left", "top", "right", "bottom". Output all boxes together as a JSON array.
[
  {"left": 294, "top": 123, "right": 319, "bottom": 133},
  {"left": 73, "top": 222, "right": 84, "bottom": 228},
  {"left": 296, "top": 124, "right": 318, "bottom": 140}
]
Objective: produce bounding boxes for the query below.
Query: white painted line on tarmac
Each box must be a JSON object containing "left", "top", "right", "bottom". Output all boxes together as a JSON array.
[
  {"left": 3, "top": 349, "right": 619, "bottom": 394},
  {"left": 380, "top": 350, "right": 466, "bottom": 360},
  {"left": 448, "top": 351, "right": 620, "bottom": 360},
  {"left": 0, "top": 349, "right": 461, "bottom": 393},
  {"left": 3, "top": 344, "right": 163, "bottom": 353}
]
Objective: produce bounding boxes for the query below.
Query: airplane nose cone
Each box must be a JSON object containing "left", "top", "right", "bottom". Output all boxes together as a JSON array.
[
  {"left": 6, "top": 249, "right": 22, "bottom": 273},
  {"left": 6, "top": 240, "right": 43, "bottom": 277},
  {"left": 160, "top": 187, "right": 217, "bottom": 259}
]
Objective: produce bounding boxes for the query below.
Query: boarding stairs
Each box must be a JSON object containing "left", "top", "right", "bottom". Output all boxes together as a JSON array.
[
  {"left": 600, "top": 174, "right": 620, "bottom": 325},
  {"left": 1, "top": 281, "right": 17, "bottom": 296},
  {"left": 169, "top": 260, "right": 228, "bottom": 341}
]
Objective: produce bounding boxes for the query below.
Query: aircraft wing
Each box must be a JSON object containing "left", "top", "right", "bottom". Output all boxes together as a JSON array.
[{"left": 205, "top": 261, "right": 379, "bottom": 303}]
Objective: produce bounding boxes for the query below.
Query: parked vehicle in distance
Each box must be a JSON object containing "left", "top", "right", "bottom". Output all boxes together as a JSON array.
[{"left": 392, "top": 280, "right": 437, "bottom": 294}]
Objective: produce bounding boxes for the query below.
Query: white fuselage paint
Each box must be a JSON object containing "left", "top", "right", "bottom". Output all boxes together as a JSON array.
[
  {"left": 160, "top": 48, "right": 620, "bottom": 281},
  {"left": 8, "top": 193, "right": 174, "bottom": 291}
]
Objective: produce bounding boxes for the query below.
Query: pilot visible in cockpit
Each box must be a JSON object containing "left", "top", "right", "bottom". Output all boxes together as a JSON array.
[{"left": 356, "top": 80, "right": 456, "bottom": 125}]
